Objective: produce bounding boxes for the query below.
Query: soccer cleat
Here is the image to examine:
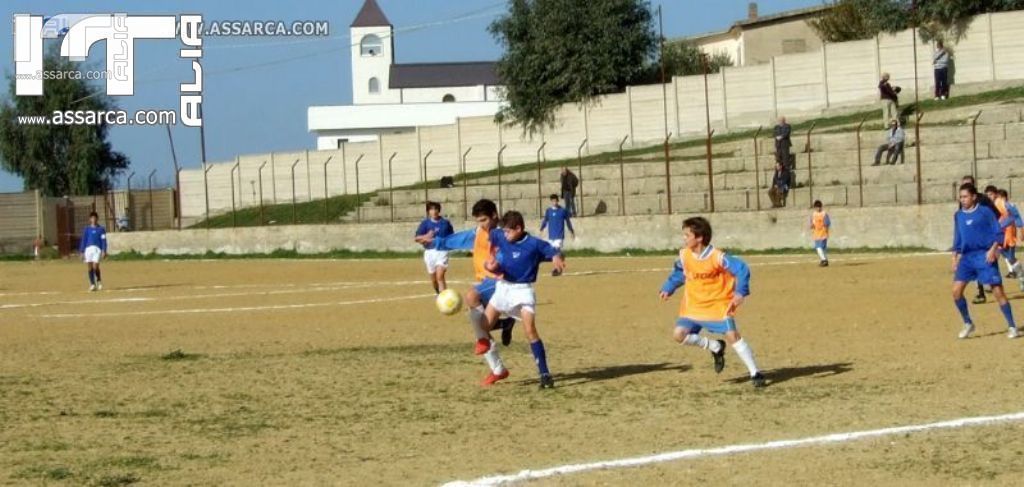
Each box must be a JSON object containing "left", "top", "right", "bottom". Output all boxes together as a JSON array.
[
  {"left": 1006, "top": 271, "right": 1017, "bottom": 278},
  {"left": 89, "top": 284, "right": 96, "bottom": 292},
  {"left": 499, "top": 318, "right": 516, "bottom": 347},
  {"left": 538, "top": 373, "right": 555, "bottom": 390},
  {"left": 750, "top": 372, "right": 767, "bottom": 388},
  {"left": 958, "top": 323, "right": 976, "bottom": 339},
  {"left": 474, "top": 338, "right": 491, "bottom": 356},
  {"left": 96, "top": 282, "right": 103, "bottom": 291},
  {"left": 551, "top": 268, "right": 562, "bottom": 277},
  {"left": 819, "top": 260, "right": 829, "bottom": 267},
  {"left": 972, "top": 294, "right": 986, "bottom": 305},
  {"left": 481, "top": 369, "right": 510, "bottom": 386},
  {"left": 711, "top": 340, "right": 726, "bottom": 374},
  {"left": 1009, "top": 327, "right": 1020, "bottom": 339}
]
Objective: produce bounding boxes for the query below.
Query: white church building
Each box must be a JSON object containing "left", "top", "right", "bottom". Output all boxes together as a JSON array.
[{"left": 308, "top": 0, "right": 504, "bottom": 149}]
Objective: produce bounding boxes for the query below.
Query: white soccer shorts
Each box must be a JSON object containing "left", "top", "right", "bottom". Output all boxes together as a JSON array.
[
  {"left": 423, "top": 249, "right": 450, "bottom": 274},
  {"left": 491, "top": 281, "right": 536, "bottom": 319},
  {"left": 83, "top": 245, "right": 102, "bottom": 264},
  {"left": 549, "top": 239, "right": 564, "bottom": 250}
]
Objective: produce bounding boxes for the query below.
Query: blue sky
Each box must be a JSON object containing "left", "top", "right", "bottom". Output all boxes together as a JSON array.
[{"left": 0, "top": 0, "right": 821, "bottom": 192}]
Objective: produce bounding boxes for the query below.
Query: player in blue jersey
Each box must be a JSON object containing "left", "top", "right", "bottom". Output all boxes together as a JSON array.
[
  {"left": 482, "top": 211, "right": 566, "bottom": 389},
  {"left": 951, "top": 183, "right": 1018, "bottom": 339},
  {"left": 414, "top": 201, "right": 454, "bottom": 294},
  {"left": 539, "top": 194, "right": 575, "bottom": 277},
  {"left": 79, "top": 211, "right": 108, "bottom": 292}
]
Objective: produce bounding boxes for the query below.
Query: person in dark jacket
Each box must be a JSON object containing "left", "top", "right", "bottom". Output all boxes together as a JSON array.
[
  {"left": 769, "top": 162, "right": 790, "bottom": 208},
  {"left": 773, "top": 116, "right": 792, "bottom": 167},
  {"left": 878, "top": 73, "right": 900, "bottom": 127},
  {"left": 560, "top": 167, "right": 579, "bottom": 217}
]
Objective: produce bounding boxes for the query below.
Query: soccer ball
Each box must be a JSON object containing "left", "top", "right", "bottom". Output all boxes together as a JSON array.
[{"left": 436, "top": 289, "right": 462, "bottom": 315}]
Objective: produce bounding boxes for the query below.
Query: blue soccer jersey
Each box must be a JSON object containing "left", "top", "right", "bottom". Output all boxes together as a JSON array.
[
  {"left": 953, "top": 204, "right": 1002, "bottom": 254},
  {"left": 539, "top": 206, "right": 574, "bottom": 241},
  {"left": 415, "top": 217, "right": 454, "bottom": 250},
  {"left": 488, "top": 229, "right": 559, "bottom": 283},
  {"left": 79, "top": 225, "right": 107, "bottom": 253}
]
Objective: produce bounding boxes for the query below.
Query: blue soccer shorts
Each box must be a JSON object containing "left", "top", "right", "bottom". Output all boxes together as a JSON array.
[
  {"left": 954, "top": 250, "right": 1002, "bottom": 286},
  {"left": 675, "top": 317, "right": 738, "bottom": 335},
  {"left": 814, "top": 238, "right": 828, "bottom": 250}
]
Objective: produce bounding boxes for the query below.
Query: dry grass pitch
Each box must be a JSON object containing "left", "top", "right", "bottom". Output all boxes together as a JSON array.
[{"left": 1, "top": 253, "right": 1024, "bottom": 485}]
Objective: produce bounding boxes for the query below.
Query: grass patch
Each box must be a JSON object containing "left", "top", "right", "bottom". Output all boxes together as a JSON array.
[
  {"left": 189, "top": 192, "right": 372, "bottom": 229},
  {"left": 94, "top": 473, "right": 141, "bottom": 486},
  {"left": 160, "top": 349, "right": 204, "bottom": 361}
]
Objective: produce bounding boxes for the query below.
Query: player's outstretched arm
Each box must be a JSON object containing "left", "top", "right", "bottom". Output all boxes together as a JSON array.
[
  {"left": 428, "top": 228, "right": 477, "bottom": 252},
  {"left": 659, "top": 259, "right": 685, "bottom": 300}
]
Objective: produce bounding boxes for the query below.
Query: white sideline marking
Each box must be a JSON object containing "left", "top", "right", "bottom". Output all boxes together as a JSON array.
[
  {"left": 37, "top": 293, "right": 436, "bottom": 319},
  {"left": 442, "top": 410, "right": 1024, "bottom": 486}
]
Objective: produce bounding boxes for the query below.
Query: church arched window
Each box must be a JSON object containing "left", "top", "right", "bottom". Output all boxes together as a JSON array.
[
  {"left": 442, "top": 94, "right": 455, "bottom": 103},
  {"left": 368, "top": 77, "right": 380, "bottom": 94},
  {"left": 360, "top": 34, "right": 382, "bottom": 57}
]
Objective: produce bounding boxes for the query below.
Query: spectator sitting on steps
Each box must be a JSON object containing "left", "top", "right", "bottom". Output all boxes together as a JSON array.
[
  {"left": 769, "top": 162, "right": 791, "bottom": 208},
  {"left": 873, "top": 119, "right": 906, "bottom": 166}
]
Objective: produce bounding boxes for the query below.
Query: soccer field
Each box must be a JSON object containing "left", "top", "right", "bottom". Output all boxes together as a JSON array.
[{"left": 1, "top": 253, "right": 1023, "bottom": 485}]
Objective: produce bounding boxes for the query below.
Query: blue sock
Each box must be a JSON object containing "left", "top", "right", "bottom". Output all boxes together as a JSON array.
[
  {"left": 1000, "top": 303, "right": 1016, "bottom": 328},
  {"left": 954, "top": 297, "right": 971, "bottom": 324},
  {"left": 88, "top": 269, "right": 96, "bottom": 285},
  {"left": 530, "top": 340, "right": 550, "bottom": 376}
]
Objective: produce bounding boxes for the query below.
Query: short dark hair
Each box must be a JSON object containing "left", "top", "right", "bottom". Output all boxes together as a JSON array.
[
  {"left": 89, "top": 211, "right": 99, "bottom": 219},
  {"left": 961, "top": 175, "right": 975, "bottom": 184},
  {"left": 683, "top": 217, "right": 713, "bottom": 245},
  {"left": 959, "top": 182, "right": 978, "bottom": 195},
  {"left": 425, "top": 201, "right": 441, "bottom": 213},
  {"left": 549, "top": 194, "right": 559, "bottom": 201},
  {"left": 984, "top": 185, "right": 998, "bottom": 194},
  {"left": 813, "top": 200, "right": 823, "bottom": 208},
  {"left": 501, "top": 210, "right": 525, "bottom": 230},
  {"left": 998, "top": 189, "right": 1009, "bottom": 199},
  {"left": 471, "top": 199, "right": 497, "bottom": 218}
]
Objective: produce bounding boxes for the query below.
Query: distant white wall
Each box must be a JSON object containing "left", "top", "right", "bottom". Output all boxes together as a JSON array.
[{"left": 399, "top": 85, "right": 488, "bottom": 103}]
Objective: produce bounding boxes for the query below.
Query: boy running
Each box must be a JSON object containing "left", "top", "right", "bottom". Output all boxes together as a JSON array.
[
  {"left": 659, "top": 217, "right": 766, "bottom": 388},
  {"left": 483, "top": 211, "right": 565, "bottom": 389},
  {"left": 79, "top": 211, "right": 107, "bottom": 291},
  {"left": 539, "top": 194, "right": 575, "bottom": 277},
  {"left": 810, "top": 200, "right": 831, "bottom": 267},
  {"left": 952, "top": 183, "right": 1018, "bottom": 339},
  {"left": 988, "top": 187, "right": 1024, "bottom": 289},
  {"left": 414, "top": 201, "right": 454, "bottom": 294}
]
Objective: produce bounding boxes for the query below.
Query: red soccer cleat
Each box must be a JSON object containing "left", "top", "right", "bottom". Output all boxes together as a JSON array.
[
  {"left": 481, "top": 369, "right": 510, "bottom": 386},
  {"left": 474, "top": 338, "right": 491, "bottom": 355}
]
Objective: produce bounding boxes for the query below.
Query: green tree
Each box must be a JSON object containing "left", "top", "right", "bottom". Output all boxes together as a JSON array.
[
  {"left": 809, "top": 0, "right": 1024, "bottom": 43},
  {"left": 489, "top": 0, "right": 657, "bottom": 134},
  {"left": 659, "top": 41, "right": 732, "bottom": 78},
  {"left": 0, "top": 46, "right": 129, "bottom": 196}
]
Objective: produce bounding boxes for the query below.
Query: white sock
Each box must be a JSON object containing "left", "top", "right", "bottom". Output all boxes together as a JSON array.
[
  {"left": 483, "top": 340, "right": 506, "bottom": 374},
  {"left": 468, "top": 306, "right": 488, "bottom": 340},
  {"left": 816, "top": 248, "right": 826, "bottom": 261},
  {"left": 682, "top": 334, "right": 722, "bottom": 353},
  {"left": 1012, "top": 260, "right": 1023, "bottom": 276},
  {"left": 731, "top": 338, "right": 760, "bottom": 377}
]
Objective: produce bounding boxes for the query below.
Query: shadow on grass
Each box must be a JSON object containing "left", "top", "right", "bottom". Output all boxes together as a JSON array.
[
  {"left": 726, "top": 362, "right": 854, "bottom": 387},
  {"left": 536, "top": 362, "right": 692, "bottom": 387}
]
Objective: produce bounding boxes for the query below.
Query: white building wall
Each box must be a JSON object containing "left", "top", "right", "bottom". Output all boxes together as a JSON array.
[
  {"left": 351, "top": 25, "right": 401, "bottom": 105},
  {"left": 399, "top": 85, "right": 488, "bottom": 103},
  {"left": 694, "top": 35, "right": 743, "bottom": 66}
]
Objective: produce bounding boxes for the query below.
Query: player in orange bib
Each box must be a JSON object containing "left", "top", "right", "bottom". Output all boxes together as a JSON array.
[
  {"left": 659, "top": 217, "right": 765, "bottom": 388},
  {"left": 810, "top": 200, "right": 831, "bottom": 267},
  {"left": 985, "top": 186, "right": 1024, "bottom": 290}
]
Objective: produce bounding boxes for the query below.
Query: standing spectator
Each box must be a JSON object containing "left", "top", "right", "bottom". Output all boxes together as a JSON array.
[
  {"left": 560, "top": 167, "right": 579, "bottom": 217},
  {"left": 773, "top": 116, "right": 792, "bottom": 168},
  {"left": 872, "top": 119, "right": 906, "bottom": 166},
  {"left": 933, "top": 41, "right": 951, "bottom": 100},
  {"left": 769, "top": 162, "right": 790, "bottom": 208},
  {"left": 878, "top": 73, "right": 900, "bottom": 127}
]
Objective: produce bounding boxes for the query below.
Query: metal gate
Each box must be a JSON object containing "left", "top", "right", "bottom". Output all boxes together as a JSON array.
[{"left": 56, "top": 202, "right": 77, "bottom": 257}]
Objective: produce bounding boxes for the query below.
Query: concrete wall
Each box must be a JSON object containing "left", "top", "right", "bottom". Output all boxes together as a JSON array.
[
  {"left": 110, "top": 203, "right": 955, "bottom": 255},
  {"left": 0, "top": 191, "right": 40, "bottom": 253},
  {"left": 181, "top": 11, "right": 1024, "bottom": 220}
]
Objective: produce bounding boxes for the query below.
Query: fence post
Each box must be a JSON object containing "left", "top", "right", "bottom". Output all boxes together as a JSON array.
[
  {"left": 257, "top": 161, "right": 267, "bottom": 226},
  {"left": 535, "top": 142, "right": 547, "bottom": 217},
  {"left": 753, "top": 126, "right": 762, "bottom": 211},
  {"left": 126, "top": 171, "right": 135, "bottom": 232},
  {"left": 422, "top": 149, "right": 433, "bottom": 206},
  {"left": 663, "top": 133, "right": 674, "bottom": 214},
  {"left": 971, "top": 110, "right": 982, "bottom": 180},
  {"left": 497, "top": 145, "right": 507, "bottom": 212},
  {"left": 353, "top": 154, "right": 364, "bottom": 223},
  {"left": 147, "top": 169, "right": 156, "bottom": 230},
  {"left": 705, "top": 130, "right": 715, "bottom": 213},
  {"left": 229, "top": 162, "right": 238, "bottom": 228},
  {"left": 856, "top": 118, "right": 866, "bottom": 207},
  {"left": 618, "top": 135, "right": 629, "bottom": 216},
  {"left": 577, "top": 138, "right": 588, "bottom": 217},
  {"left": 462, "top": 147, "right": 472, "bottom": 221},
  {"left": 322, "top": 156, "right": 333, "bottom": 224},
  {"left": 203, "top": 164, "right": 213, "bottom": 229},
  {"left": 175, "top": 168, "right": 182, "bottom": 230},
  {"left": 388, "top": 152, "right": 397, "bottom": 223},
  {"left": 290, "top": 158, "right": 300, "bottom": 224},
  {"left": 914, "top": 111, "right": 925, "bottom": 205},
  {"left": 805, "top": 122, "right": 818, "bottom": 207}
]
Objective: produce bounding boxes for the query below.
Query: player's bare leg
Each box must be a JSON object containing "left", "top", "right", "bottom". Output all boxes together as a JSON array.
[
  {"left": 952, "top": 280, "right": 976, "bottom": 338},
  {"left": 990, "top": 285, "right": 1019, "bottom": 338},
  {"left": 429, "top": 274, "right": 440, "bottom": 295},
  {"left": 724, "top": 330, "right": 765, "bottom": 388},
  {"left": 673, "top": 326, "right": 726, "bottom": 374},
  {"left": 520, "top": 310, "right": 553, "bottom": 389},
  {"left": 434, "top": 267, "right": 447, "bottom": 292}
]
